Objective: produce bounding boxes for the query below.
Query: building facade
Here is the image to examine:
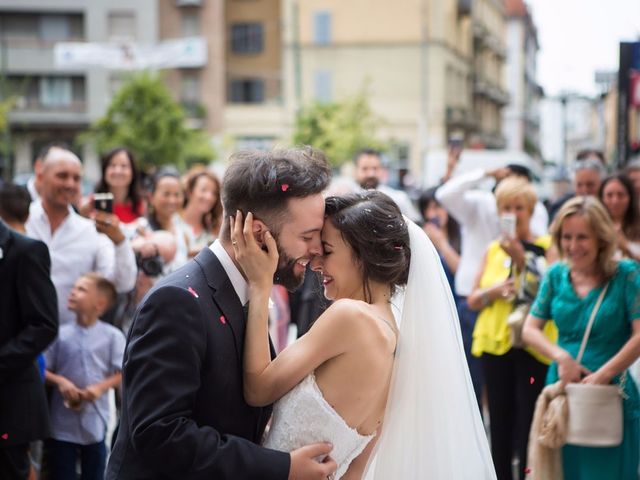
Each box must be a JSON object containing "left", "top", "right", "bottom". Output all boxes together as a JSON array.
[
  {"left": 470, "top": 0, "right": 509, "bottom": 149},
  {"left": 158, "top": 0, "right": 225, "bottom": 134},
  {"left": 502, "top": 0, "right": 542, "bottom": 156},
  {"left": 0, "top": 0, "right": 158, "bottom": 179},
  {"left": 283, "top": 0, "right": 483, "bottom": 174},
  {"left": 222, "top": 0, "right": 287, "bottom": 151}
]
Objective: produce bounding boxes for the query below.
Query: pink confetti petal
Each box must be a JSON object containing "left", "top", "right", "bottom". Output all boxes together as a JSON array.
[
  {"left": 187, "top": 287, "right": 199, "bottom": 298},
  {"left": 524, "top": 467, "right": 531, "bottom": 474},
  {"left": 281, "top": 184, "right": 289, "bottom": 192},
  {"left": 529, "top": 377, "right": 535, "bottom": 385},
  {"left": 1, "top": 433, "right": 8, "bottom": 440},
  {"left": 219, "top": 315, "right": 226, "bottom": 325}
]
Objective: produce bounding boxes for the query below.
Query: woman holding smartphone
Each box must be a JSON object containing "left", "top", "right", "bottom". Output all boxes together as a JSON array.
[
  {"left": 419, "top": 187, "right": 461, "bottom": 304},
  {"left": 80, "top": 147, "right": 144, "bottom": 224},
  {"left": 467, "top": 177, "right": 557, "bottom": 480}
]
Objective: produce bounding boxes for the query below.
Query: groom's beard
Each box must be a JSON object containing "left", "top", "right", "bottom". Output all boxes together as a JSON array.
[{"left": 273, "top": 247, "right": 305, "bottom": 292}]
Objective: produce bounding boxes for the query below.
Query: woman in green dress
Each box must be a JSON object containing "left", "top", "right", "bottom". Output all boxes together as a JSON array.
[{"left": 523, "top": 196, "right": 640, "bottom": 479}]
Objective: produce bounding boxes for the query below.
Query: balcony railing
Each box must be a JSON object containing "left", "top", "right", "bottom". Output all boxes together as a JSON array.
[{"left": 13, "top": 98, "right": 87, "bottom": 113}]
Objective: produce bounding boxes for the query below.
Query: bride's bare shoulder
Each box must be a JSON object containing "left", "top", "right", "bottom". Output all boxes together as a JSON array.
[{"left": 317, "top": 299, "right": 374, "bottom": 330}]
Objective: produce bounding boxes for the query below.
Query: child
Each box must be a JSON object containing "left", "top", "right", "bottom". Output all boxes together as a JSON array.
[{"left": 44, "top": 273, "right": 125, "bottom": 480}]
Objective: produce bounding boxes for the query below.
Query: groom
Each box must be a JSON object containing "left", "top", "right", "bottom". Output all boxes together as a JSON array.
[{"left": 107, "top": 148, "right": 337, "bottom": 479}]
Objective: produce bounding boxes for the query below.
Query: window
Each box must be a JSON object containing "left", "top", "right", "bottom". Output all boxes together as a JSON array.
[
  {"left": 181, "top": 12, "right": 200, "bottom": 36},
  {"left": 314, "top": 70, "right": 332, "bottom": 103},
  {"left": 108, "top": 12, "right": 136, "bottom": 41},
  {"left": 39, "top": 15, "right": 70, "bottom": 41},
  {"left": 181, "top": 71, "right": 201, "bottom": 104},
  {"left": 40, "top": 77, "right": 72, "bottom": 107},
  {"left": 231, "top": 23, "right": 263, "bottom": 54},
  {"left": 313, "top": 11, "right": 331, "bottom": 45},
  {"left": 229, "top": 79, "right": 265, "bottom": 104}
]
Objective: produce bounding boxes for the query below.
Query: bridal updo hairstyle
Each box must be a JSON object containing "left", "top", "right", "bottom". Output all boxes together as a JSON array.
[
  {"left": 221, "top": 147, "right": 332, "bottom": 239},
  {"left": 325, "top": 191, "right": 411, "bottom": 302}
]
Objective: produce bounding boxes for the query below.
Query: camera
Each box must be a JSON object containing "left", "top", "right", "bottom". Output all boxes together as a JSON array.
[{"left": 136, "top": 252, "right": 164, "bottom": 277}]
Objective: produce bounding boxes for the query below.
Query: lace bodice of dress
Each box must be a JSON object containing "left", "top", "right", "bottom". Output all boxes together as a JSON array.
[{"left": 263, "top": 374, "right": 375, "bottom": 480}]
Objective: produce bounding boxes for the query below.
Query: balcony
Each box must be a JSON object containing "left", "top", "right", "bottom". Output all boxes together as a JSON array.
[
  {"left": 0, "top": 40, "right": 60, "bottom": 73},
  {"left": 473, "top": 75, "right": 510, "bottom": 105},
  {"left": 458, "top": 0, "right": 472, "bottom": 16},
  {"left": 8, "top": 97, "right": 88, "bottom": 127},
  {"left": 446, "top": 106, "right": 477, "bottom": 129}
]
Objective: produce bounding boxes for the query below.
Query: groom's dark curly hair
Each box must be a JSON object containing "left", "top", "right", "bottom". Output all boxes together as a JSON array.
[
  {"left": 221, "top": 147, "right": 332, "bottom": 239},
  {"left": 325, "top": 191, "right": 411, "bottom": 303}
]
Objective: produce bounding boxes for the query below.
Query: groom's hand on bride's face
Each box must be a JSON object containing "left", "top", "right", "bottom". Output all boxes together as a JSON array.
[{"left": 288, "top": 443, "right": 337, "bottom": 480}]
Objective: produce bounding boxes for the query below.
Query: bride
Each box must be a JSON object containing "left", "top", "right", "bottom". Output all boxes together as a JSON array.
[{"left": 230, "top": 191, "right": 496, "bottom": 479}]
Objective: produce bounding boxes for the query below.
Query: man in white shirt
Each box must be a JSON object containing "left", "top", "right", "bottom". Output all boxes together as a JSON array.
[
  {"left": 436, "top": 156, "right": 549, "bottom": 410},
  {"left": 353, "top": 149, "right": 422, "bottom": 222},
  {"left": 26, "top": 146, "right": 136, "bottom": 325}
]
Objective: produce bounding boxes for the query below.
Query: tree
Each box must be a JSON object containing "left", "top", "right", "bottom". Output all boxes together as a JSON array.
[
  {"left": 85, "top": 72, "right": 215, "bottom": 171},
  {"left": 292, "top": 90, "right": 385, "bottom": 167}
]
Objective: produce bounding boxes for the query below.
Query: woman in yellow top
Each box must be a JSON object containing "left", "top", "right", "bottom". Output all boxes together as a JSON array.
[{"left": 468, "top": 177, "right": 556, "bottom": 480}]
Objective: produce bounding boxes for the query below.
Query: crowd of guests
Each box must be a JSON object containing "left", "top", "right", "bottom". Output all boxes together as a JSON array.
[
  {"left": 425, "top": 147, "right": 640, "bottom": 480},
  {"left": 1, "top": 141, "right": 640, "bottom": 480}
]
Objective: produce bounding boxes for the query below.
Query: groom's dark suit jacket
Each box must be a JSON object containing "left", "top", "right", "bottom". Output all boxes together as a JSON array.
[
  {"left": 107, "top": 248, "right": 290, "bottom": 480},
  {"left": 0, "top": 221, "right": 58, "bottom": 447}
]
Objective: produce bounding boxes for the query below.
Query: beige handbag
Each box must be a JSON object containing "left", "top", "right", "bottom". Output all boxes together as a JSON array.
[
  {"left": 565, "top": 283, "right": 625, "bottom": 447},
  {"left": 507, "top": 269, "right": 528, "bottom": 348}
]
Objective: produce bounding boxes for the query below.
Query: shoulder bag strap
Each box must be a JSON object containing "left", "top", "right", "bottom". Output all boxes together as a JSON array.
[{"left": 576, "top": 282, "right": 609, "bottom": 364}]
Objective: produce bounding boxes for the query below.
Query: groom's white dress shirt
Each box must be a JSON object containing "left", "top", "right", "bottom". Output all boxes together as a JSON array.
[{"left": 210, "top": 240, "right": 249, "bottom": 306}]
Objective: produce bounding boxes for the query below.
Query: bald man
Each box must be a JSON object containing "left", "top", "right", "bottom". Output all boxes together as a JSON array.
[{"left": 26, "top": 146, "right": 137, "bottom": 325}]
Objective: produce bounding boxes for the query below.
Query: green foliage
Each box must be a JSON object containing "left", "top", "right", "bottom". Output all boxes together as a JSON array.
[
  {"left": 85, "top": 72, "right": 215, "bottom": 171},
  {"left": 292, "top": 91, "right": 385, "bottom": 166},
  {"left": 0, "top": 96, "right": 15, "bottom": 134}
]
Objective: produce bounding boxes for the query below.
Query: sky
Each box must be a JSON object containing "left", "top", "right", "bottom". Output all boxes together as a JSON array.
[{"left": 527, "top": 0, "right": 640, "bottom": 97}]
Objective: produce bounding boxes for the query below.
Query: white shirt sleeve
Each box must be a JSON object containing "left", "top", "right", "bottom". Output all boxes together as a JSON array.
[
  {"left": 531, "top": 201, "right": 550, "bottom": 238},
  {"left": 435, "top": 168, "right": 488, "bottom": 225},
  {"left": 113, "top": 238, "right": 137, "bottom": 293},
  {"left": 94, "top": 233, "right": 116, "bottom": 283}
]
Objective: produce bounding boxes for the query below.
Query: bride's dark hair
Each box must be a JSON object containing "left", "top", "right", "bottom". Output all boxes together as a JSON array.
[{"left": 325, "top": 191, "right": 411, "bottom": 303}]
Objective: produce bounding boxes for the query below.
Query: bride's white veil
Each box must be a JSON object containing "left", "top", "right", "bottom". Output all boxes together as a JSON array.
[{"left": 365, "top": 220, "right": 496, "bottom": 479}]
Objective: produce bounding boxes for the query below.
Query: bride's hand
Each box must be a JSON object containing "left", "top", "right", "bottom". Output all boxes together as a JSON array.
[{"left": 230, "top": 210, "right": 279, "bottom": 290}]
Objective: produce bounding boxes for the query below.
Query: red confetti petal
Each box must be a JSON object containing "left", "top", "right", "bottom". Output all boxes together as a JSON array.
[
  {"left": 524, "top": 467, "right": 531, "bottom": 474},
  {"left": 187, "top": 287, "right": 199, "bottom": 298},
  {"left": 219, "top": 315, "right": 226, "bottom": 325},
  {"left": 529, "top": 377, "right": 535, "bottom": 385},
  {"left": 1, "top": 433, "right": 8, "bottom": 440},
  {"left": 281, "top": 184, "right": 289, "bottom": 192}
]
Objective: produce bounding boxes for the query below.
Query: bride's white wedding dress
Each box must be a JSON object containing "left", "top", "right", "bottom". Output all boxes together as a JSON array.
[
  {"left": 263, "top": 374, "right": 374, "bottom": 479},
  {"left": 264, "top": 221, "right": 497, "bottom": 479}
]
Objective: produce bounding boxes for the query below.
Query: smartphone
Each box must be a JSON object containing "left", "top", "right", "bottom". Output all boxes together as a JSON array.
[
  {"left": 499, "top": 213, "right": 516, "bottom": 238},
  {"left": 94, "top": 193, "right": 114, "bottom": 213}
]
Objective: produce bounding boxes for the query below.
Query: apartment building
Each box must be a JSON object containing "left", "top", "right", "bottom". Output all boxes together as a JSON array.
[
  {"left": 470, "top": 0, "right": 509, "bottom": 149},
  {"left": 282, "top": 0, "right": 509, "bottom": 176},
  {"left": 0, "top": 0, "right": 158, "bottom": 178},
  {"left": 158, "top": 0, "right": 224, "bottom": 133},
  {"left": 222, "top": 0, "right": 287, "bottom": 151},
  {"left": 502, "top": 0, "right": 543, "bottom": 156}
]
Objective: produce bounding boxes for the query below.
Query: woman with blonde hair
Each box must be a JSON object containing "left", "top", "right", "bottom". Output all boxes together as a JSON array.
[
  {"left": 469, "top": 177, "right": 556, "bottom": 480},
  {"left": 523, "top": 196, "right": 640, "bottom": 480}
]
